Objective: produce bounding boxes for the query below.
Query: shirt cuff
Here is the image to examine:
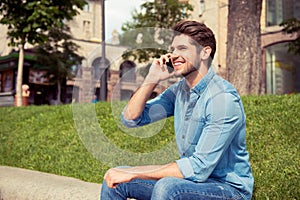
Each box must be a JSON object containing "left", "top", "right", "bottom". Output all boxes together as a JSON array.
[
  {"left": 121, "top": 112, "right": 142, "bottom": 128},
  {"left": 176, "top": 157, "right": 195, "bottom": 180}
]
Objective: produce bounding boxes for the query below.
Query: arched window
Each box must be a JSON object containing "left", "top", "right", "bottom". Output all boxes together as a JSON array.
[
  {"left": 121, "top": 89, "right": 134, "bottom": 101},
  {"left": 120, "top": 60, "right": 136, "bottom": 83},
  {"left": 92, "top": 57, "right": 109, "bottom": 80}
]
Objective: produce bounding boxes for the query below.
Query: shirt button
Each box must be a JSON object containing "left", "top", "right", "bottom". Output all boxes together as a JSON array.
[
  {"left": 182, "top": 153, "right": 186, "bottom": 156},
  {"left": 182, "top": 135, "right": 185, "bottom": 139}
]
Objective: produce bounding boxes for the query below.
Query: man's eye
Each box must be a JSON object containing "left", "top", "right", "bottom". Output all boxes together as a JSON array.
[
  {"left": 168, "top": 46, "right": 187, "bottom": 53},
  {"left": 168, "top": 47, "right": 175, "bottom": 53}
]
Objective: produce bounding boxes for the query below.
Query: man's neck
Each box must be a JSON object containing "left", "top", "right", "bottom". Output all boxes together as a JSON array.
[{"left": 185, "top": 65, "right": 209, "bottom": 88}]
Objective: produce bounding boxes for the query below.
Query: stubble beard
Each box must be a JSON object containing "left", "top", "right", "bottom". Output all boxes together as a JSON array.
[{"left": 178, "top": 59, "right": 201, "bottom": 78}]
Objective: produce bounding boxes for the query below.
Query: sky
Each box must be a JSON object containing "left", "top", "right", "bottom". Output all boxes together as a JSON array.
[{"left": 105, "top": 0, "right": 147, "bottom": 40}]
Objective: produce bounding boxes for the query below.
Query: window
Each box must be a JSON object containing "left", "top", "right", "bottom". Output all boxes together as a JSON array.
[
  {"left": 266, "top": 0, "right": 300, "bottom": 27},
  {"left": 83, "top": 20, "right": 91, "bottom": 38},
  {"left": 0, "top": 70, "right": 14, "bottom": 92},
  {"left": 83, "top": 3, "right": 90, "bottom": 12},
  {"left": 92, "top": 57, "right": 109, "bottom": 81},
  {"left": 0, "top": 72, "right": 2, "bottom": 92},
  {"left": 121, "top": 89, "right": 134, "bottom": 101},
  {"left": 120, "top": 61, "right": 136, "bottom": 83},
  {"left": 92, "top": 58, "right": 101, "bottom": 80},
  {"left": 71, "top": 64, "right": 82, "bottom": 78},
  {"left": 265, "top": 42, "right": 300, "bottom": 94}
]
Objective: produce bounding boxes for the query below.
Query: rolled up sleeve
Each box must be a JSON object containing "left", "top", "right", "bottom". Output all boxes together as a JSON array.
[
  {"left": 176, "top": 157, "right": 196, "bottom": 180},
  {"left": 121, "top": 111, "right": 143, "bottom": 128},
  {"left": 121, "top": 84, "right": 177, "bottom": 128}
]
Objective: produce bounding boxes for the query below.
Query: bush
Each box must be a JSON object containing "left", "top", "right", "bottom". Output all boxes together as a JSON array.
[{"left": 0, "top": 94, "right": 299, "bottom": 199}]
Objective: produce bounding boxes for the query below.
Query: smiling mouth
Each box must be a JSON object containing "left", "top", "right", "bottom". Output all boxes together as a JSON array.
[{"left": 173, "top": 61, "right": 185, "bottom": 69}]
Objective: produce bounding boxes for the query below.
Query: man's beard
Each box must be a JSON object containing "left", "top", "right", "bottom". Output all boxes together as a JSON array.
[
  {"left": 181, "top": 66, "right": 198, "bottom": 77},
  {"left": 178, "top": 61, "right": 200, "bottom": 78}
]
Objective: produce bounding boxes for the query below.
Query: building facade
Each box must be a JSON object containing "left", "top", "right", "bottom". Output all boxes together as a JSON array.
[
  {"left": 261, "top": 0, "right": 300, "bottom": 94},
  {"left": 0, "top": 0, "right": 144, "bottom": 105},
  {"left": 0, "top": 0, "right": 175, "bottom": 106},
  {"left": 189, "top": 0, "right": 300, "bottom": 94},
  {"left": 1, "top": 0, "right": 299, "bottom": 106}
]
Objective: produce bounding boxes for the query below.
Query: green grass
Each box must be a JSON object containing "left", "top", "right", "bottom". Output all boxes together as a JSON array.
[
  {"left": 0, "top": 94, "right": 299, "bottom": 199},
  {"left": 243, "top": 95, "right": 299, "bottom": 199}
]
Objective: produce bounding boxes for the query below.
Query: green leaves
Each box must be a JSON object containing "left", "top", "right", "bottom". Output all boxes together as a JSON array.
[
  {"left": 120, "top": 0, "right": 193, "bottom": 62},
  {"left": 280, "top": 18, "right": 300, "bottom": 55},
  {"left": 0, "top": 0, "right": 87, "bottom": 46},
  {"left": 34, "top": 24, "right": 83, "bottom": 84}
]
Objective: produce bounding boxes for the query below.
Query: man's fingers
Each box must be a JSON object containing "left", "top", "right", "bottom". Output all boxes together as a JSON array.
[
  {"left": 105, "top": 176, "right": 116, "bottom": 188},
  {"left": 104, "top": 169, "right": 119, "bottom": 188},
  {"left": 154, "top": 59, "right": 166, "bottom": 72},
  {"left": 107, "top": 179, "right": 119, "bottom": 188}
]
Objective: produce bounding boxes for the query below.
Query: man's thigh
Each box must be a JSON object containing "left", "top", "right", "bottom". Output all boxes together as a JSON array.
[
  {"left": 151, "top": 177, "right": 243, "bottom": 200},
  {"left": 102, "top": 177, "right": 243, "bottom": 200},
  {"left": 101, "top": 179, "right": 157, "bottom": 200}
]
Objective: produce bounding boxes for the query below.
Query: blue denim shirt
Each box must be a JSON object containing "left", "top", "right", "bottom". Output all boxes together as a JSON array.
[{"left": 122, "top": 68, "right": 254, "bottom": 199}]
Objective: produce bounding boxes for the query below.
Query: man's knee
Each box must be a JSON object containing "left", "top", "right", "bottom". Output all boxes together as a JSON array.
[
  {"left": 152, "top": 177, "right": 180, "bottom": 199},
  {"left": 100, "top": 180, "right": 128, "bottom": 200},
  {"left": 100, "top": 180, "right": 111, "bottom": 196}
]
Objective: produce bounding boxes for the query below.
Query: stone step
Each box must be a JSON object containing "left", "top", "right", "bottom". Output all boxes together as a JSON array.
[{"left": 0, "top": 166, "right": 101, "bottom": 200}]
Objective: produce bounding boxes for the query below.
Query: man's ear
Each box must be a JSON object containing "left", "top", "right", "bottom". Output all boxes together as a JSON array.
[{"left": 201, "top": 46, "right": 212, "bottom": 60}]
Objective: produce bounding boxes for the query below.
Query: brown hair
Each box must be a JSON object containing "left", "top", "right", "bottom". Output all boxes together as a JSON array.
[{"left": 172, "top": 20, "right": 216, "bottom": 61}]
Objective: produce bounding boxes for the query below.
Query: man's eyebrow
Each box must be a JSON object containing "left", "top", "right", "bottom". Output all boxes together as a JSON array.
[
  {"left": 177, "top": 45, "right": 188, "bottom": 48},
  {"left": 169, "top": 45, "right": 188, "bottom": 52}
]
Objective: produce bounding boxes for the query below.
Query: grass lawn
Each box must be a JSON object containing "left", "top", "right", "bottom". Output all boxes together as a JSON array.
[{"left": 0, "top": 94, "right": 299, "bottom": 199}]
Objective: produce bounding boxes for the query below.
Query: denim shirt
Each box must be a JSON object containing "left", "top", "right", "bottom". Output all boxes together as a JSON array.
[{"left": 122, "top": 68, "right": 254, "bottom": 199}]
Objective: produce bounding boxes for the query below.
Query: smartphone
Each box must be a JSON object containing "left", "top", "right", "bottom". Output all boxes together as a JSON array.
[{"left": 166, "top": 59, "right": 174, "bottom": 73}]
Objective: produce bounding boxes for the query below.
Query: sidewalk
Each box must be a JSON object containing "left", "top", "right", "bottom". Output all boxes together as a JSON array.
[{"left": 0, "top": 166, "right": 101, "bottom": 200}]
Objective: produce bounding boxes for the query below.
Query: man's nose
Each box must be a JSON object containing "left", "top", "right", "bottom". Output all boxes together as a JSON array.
[
  {"left": 170, "top": 52, "right": 179, "bottom": 60},
  {"left": 172, "top": 48, "right": 183, "bottom": 57}
]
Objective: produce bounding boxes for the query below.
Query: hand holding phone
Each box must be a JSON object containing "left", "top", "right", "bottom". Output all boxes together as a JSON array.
[{"left": 166, "top": 59, "right": 174, "bottom": 73}]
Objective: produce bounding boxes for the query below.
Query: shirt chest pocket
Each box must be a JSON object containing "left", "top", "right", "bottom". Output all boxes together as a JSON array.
[{"left": 186, "top": 118, "right": 206, "bottom": 145}]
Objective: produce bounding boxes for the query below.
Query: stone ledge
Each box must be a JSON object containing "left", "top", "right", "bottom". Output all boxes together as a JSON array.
[{"left": 0, "top": 166, "right": 101, "bottom": 200}]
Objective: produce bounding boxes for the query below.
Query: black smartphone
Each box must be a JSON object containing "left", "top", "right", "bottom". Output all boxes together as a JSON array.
[{"left": 166, "top": 60, "right": 174, "bottom": 73}]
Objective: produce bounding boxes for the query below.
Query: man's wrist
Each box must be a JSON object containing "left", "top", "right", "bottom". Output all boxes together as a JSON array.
[{"left": 144, "top": 74, "right": 160, "bottom": 85}]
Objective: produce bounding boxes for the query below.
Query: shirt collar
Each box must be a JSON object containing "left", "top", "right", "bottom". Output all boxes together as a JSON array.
[{"left": 190, "top": 67, "right": 215, "bottom": 95}]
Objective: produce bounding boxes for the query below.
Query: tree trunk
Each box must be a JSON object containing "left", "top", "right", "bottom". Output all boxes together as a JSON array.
[
  {"left": 226, "top": 0, "right": 264, "bottom": 95},
  {"left": 56, "top": 79, "right": 62, "bottom": 105},
  {"left": 16, "top": 45, "right": 24, "bottom": 107}
]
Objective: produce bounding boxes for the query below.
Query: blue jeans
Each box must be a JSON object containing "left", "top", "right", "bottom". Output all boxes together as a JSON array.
[{"left": 100, "top": 177, "right": 245, "bottom": 200}]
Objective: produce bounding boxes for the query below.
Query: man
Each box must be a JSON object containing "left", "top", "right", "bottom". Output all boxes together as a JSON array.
[{"left": 101, "top": 20, "right": 254, "bottom": 200}]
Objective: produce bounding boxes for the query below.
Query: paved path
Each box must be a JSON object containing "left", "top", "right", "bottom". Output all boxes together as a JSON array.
[{"left": 0, "top": 166, "right": 101, "bottom": 200}]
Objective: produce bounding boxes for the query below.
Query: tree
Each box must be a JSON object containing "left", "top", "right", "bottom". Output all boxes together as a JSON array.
[
  {"left": 0, "top": 0, "right": 86, "bottom": 106},
  {"left": 226, "top": 0, "right": 263, "bottom": 95},
  {"left": 35, "top": 26, "right": 83, "bottom": 104},
  {"left": 280, "top": 18, "right": 300, "bottom": 55},
  {"left": 120, "top": 0, "right": 193, "bottom": 63}
]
